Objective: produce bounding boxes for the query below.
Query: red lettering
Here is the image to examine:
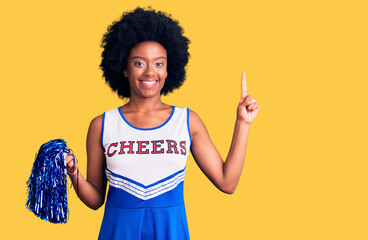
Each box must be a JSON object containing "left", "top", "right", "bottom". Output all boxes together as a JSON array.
[
  {"left": 107, "top": 140, "right": 188, "bottom": 155},
  {"left": 179, "top": 141, "right": 186, "bottom": 155},
  {"left": 137, "top": 141, "right": 149, "bottom": 154},
  {"left": 119, "top": 141, "right": 135, "bottom": 154},
  {"left": 107, "top": 142, "right": 118, "bottom": 157},
  {"left": 151, "top": 140, "right": 164, "bottom": 154},
  {"left": 166, "top": 140, "right": 179, "bottom": 154}
]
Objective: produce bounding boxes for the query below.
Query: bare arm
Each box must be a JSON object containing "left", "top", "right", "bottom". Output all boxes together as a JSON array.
[
  {"left": 66, "top": 115, "right": 107, "bottom": 210},
  {"left": 189, "top": 72, "right": 260, "bottom": 194}
]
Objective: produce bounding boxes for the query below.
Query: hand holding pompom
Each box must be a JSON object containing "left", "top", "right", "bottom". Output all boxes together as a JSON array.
[{"left": 65, "top": 153, "right": 78, "bottom": 177}]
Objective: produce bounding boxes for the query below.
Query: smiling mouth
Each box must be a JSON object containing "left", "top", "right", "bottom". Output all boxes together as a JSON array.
[{"left": 140, "top": 80, "right": 158, "bottom": 88}]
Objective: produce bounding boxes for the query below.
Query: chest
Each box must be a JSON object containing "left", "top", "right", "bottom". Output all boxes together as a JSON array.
[{"left": 101, "top": 106, "right": 191, "bottom": 186}]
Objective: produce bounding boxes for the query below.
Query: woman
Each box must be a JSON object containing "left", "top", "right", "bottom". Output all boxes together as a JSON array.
[{"left": 66, "top": 7, "right": 260, "bottom": 240}]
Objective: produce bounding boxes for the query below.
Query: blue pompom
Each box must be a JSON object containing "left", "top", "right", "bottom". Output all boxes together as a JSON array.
[{"left": 26, "top": 139, "right": 76, "bottom": 224}]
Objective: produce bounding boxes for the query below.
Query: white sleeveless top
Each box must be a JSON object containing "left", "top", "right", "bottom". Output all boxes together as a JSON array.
[{"left": 101, "top": 106, "right": 191, "bottom": 204}]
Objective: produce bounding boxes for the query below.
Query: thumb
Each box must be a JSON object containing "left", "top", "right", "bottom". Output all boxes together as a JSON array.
[{"left": 239, "top": 96, "right": 256, "bottom": 108}]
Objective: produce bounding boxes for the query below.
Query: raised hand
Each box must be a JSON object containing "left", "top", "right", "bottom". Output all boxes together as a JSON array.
[{"left": 237, "top": 71, "right": 260, "bottom": 125}]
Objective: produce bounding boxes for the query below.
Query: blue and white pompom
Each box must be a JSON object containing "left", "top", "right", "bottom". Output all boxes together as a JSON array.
[{"left": 26, "top": 139, "right": 76, "bottom": 224}]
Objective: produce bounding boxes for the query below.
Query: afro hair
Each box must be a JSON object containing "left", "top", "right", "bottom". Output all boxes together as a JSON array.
[{"left": 100, "top": 7, "right": 190, "bottom": 99}]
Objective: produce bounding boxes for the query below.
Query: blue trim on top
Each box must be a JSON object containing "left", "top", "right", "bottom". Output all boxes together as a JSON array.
[
  {"left": 187, "top": 108, "right": 192, "bottom": 145},
  {"left": 101, "top": 112, "right": 106, "bottom": 151},
  {"left": 117, "top": 106, "right": 175, "bottom": 131},
  {"left": 106, "top": 166, "right": 186, "bottom": 188}
]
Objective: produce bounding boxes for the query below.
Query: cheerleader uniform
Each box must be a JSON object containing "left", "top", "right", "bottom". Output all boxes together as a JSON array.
[{"left": 99, "top": 106, "right": 191, "bottom": 240}]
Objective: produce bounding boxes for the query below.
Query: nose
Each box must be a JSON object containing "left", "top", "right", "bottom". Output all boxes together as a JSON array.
[{"left": 144, "top": 63, "right": 155, "bottom": 77}]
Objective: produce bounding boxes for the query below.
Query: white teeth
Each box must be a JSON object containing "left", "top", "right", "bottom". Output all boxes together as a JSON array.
[{"left": 142, "top": 81, "right": 156, "bottom": 86}]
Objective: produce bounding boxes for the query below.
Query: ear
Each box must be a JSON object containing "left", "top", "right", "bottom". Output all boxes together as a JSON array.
[{"left": 123, "top": 69, "right": 128, "bottom": 78}]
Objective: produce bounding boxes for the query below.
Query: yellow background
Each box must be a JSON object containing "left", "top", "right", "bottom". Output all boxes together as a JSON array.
[{"left": 1, "top": 0, "right": 367, "bottom": 239}]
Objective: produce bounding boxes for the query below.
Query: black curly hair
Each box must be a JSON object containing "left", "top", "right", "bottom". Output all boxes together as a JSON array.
[{"left": 100, "top": 7, "right": 190, "bottom": 99}]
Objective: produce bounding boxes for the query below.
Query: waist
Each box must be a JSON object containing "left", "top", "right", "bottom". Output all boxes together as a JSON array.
[{"left": 106, "top": 181, "right": 185, "bottom": 208}]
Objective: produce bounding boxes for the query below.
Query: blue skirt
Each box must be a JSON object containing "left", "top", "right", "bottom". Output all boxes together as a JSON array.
[{"left": 98, "top": 203, "right": 190, "bottom": 240}]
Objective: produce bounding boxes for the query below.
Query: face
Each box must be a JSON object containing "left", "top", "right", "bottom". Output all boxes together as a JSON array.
[{"left": 124, "top": 41, "right": 168, "bottom": 99}]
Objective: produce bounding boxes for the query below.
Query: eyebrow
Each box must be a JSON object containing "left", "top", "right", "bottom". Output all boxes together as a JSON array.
[{"left": 131, "top": 56, "right": 167, "bottom": 60}]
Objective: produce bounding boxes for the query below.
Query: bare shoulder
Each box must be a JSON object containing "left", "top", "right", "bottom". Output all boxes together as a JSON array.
[
  {"left": 188, "top": 109, "right": 208, "bottom": 139},
  {"left": 188, "top": 109, "right": 202, "bottom": 124},
  {"left": 91, "top": 114, "right": 103, "bottom": 127},
  {"left": 88, "top": 114, "right": 103, "bottom": 136}
]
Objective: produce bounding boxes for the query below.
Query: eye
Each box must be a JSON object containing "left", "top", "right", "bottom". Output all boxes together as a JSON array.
[
  {"left": 134, "top": 61, "right": 145, "bottom": 67},
  {"left": 156, "top": 62, "right": 164, "bottom": 67}
]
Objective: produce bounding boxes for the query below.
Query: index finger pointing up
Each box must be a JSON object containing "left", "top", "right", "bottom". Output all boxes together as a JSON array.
[{"left": 241, "top": 71, "right": 247, "bottom": 99}]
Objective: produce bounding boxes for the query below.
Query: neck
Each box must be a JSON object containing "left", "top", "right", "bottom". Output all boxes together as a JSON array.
[{"left": 125, "top": 95, "right": 166, "bottom": 112}]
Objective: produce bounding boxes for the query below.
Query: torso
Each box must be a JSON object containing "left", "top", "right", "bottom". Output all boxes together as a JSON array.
[{"left": 98, "top": 105, "right": 191, "bottom": 239}]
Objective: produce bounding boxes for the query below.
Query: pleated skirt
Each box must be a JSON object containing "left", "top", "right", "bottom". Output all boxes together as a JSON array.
[{"left": 98, "top": 203, "right": 190, "bottom": 240}]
